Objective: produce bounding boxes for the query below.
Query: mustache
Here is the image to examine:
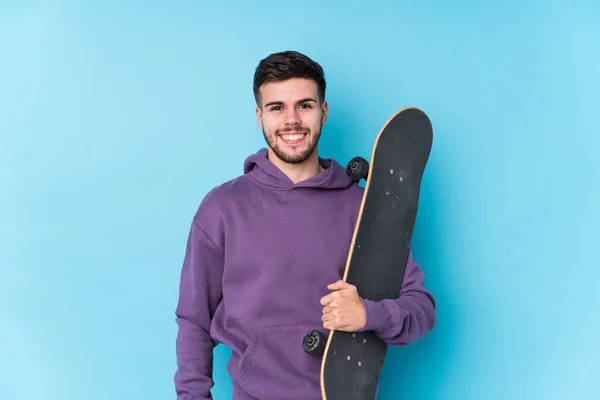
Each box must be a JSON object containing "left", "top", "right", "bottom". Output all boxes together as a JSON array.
[{"left": 276, "top": 126, "right": 310, "bottom": 134}]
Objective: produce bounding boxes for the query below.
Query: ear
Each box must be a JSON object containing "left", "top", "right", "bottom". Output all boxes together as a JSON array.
[
  {"left": 256, "top": 106, "right": 263, "bottom": 130},
  {"left": 321, "top": 100, "right": 328, "bottom": 126}
]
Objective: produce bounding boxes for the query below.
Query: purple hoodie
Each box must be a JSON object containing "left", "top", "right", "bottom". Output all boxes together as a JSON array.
[{"left": 174, "top": 148, "right": 436, "bottom": 399}]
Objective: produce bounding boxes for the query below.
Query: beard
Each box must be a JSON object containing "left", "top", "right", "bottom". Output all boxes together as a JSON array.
[{"left": 263, "top": 125, "right": 321, "bottom": 164}]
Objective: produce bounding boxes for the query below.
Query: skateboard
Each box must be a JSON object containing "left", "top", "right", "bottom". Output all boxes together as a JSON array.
[{"left": 301, "top": 107, "right": 433, "bottom": 399}]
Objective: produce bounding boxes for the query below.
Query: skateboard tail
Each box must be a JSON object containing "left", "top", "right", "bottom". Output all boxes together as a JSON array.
[{"left": 320, "top": 107, "right": 433, "bottom": 400}]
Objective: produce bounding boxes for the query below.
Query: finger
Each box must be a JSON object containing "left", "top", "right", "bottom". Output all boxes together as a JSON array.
[
  {"left": 323, "top": 300, "right": 340, "bottom": 314},
  {"left": 322, "top": 307, "right": 338, "bottom": 318},
  {"left": 327, "top": 280, "right": 348, "bottom": 291},
  {"left": 320, "top": 291, "right": 341, "bottom": 306},
  {"left": 322, "top": 312, "right": 335, "bottom": 322},
  {"left": 323, "top": 320, "right": 337, "bottom": 331},
  {"left": 324, "top": 316, "right": 346, "bottom": 331}
]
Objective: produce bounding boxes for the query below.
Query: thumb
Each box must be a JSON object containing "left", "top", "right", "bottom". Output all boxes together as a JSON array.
[{"left": 327, "top": 280, "right": 349, "bottom": 291}]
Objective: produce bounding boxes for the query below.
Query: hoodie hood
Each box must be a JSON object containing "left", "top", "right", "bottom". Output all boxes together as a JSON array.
[{"left": 243, "top": 148, "right": 354, "bottom": 190}]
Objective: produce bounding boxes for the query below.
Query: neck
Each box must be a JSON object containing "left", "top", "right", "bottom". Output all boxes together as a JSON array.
[{"left": 268, "top": 148, "right": 324, "bottom": 184}]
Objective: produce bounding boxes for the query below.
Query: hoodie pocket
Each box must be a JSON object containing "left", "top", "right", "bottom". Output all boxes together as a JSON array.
[
  {"left": 236, "top": 324, "right": 324, "bottom": 399},
  {"left": 239, "top": 329, "right": 262, "bottom": 375}
]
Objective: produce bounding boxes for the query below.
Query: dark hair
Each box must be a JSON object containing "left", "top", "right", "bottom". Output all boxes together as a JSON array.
[{"left": 253, "top": 50, "right": 326, "bottom": 106}]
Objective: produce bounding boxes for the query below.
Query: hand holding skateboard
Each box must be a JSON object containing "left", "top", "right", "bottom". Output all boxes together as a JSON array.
[{"left": 320, "top": 280, "right": 367, "bottom": 332}]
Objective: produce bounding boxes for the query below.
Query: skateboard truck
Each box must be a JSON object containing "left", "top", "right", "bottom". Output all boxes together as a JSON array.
[
  {"left": 346, "top": 156, "right": 369, "bottom": 182},
  {"left": 302, "top": 329, "right": 327, "bottom": 356}
]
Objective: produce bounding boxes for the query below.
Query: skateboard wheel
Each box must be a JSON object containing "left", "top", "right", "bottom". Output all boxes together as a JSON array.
[
  {"left": 346, "top": 156, "right": 369, "bottom": 182},
  {"left": 302, "top": 329, "right": 327, "bottom": 356}
]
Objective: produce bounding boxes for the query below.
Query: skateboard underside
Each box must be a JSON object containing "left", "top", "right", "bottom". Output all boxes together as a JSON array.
[{"left": 321, "top": 107, "right": 433, "bottom": 399}]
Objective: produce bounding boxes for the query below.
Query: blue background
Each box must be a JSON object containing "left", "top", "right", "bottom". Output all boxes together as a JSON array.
[{"left": 1, "top": 1, "right": 599, "bottom": 399}]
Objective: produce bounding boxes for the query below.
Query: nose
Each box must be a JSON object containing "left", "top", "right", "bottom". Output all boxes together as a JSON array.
[{"left": 284, "top": 107, "right": 301, "bottom": 126}]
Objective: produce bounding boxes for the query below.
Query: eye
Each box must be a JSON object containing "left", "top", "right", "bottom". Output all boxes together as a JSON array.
[
  {"left": 300, "top": 103, "right": 312, "bottom": 109},
  {"left": 270, "top": 106, "right": 282, "bottom": 111}
]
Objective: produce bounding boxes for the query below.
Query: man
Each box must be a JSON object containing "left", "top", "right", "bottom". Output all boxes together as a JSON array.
[{"left": 174, "top": 50, "right": 436, "bottom": 399}]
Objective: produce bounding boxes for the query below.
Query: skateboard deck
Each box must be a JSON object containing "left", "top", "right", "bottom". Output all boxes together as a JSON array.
[{"left": 308, "top": 107, "right": 433, "bottom": 399}]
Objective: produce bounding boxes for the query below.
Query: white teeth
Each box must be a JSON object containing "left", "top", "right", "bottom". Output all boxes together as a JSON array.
[{"left": 282, "top": 134, "right": 304, "bottom": 141}]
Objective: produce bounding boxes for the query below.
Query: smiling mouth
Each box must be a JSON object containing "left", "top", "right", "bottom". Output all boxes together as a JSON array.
[{"left": 279, "top": 132, "right": 307, "bottom": 144}]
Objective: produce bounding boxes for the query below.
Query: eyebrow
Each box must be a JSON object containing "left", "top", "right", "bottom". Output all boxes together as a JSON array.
[{"left": 264, "top": 97, "right": 318, "bottom": 108}]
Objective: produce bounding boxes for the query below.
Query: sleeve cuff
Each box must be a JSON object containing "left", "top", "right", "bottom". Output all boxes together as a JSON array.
[{"left": 358, "top": 298, "right": 400, "bottom": 337}]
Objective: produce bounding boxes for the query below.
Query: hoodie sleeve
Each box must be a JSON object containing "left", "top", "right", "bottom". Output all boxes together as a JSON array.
[
  {"left": 174, "top": 219, "right": 224, "bottom": 399},
  {"left": 358, "top": 251, "right": 436, "bottom": 345}
]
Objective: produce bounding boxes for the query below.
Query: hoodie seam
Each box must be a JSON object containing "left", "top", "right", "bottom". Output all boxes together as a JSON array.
[
  {"left": 192, "top": 219, "right": 225, "bottom": 256},
  {"left": 247, "top": 171, "right": 350, "bottom": 191},
  {"left": 247, "top": 173, "right": 295, "bottom": 191}
]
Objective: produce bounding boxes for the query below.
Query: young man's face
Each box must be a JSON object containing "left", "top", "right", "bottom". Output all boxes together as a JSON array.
[{"left": 256, "top": 77, "right": 328, "bottom": 165}]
